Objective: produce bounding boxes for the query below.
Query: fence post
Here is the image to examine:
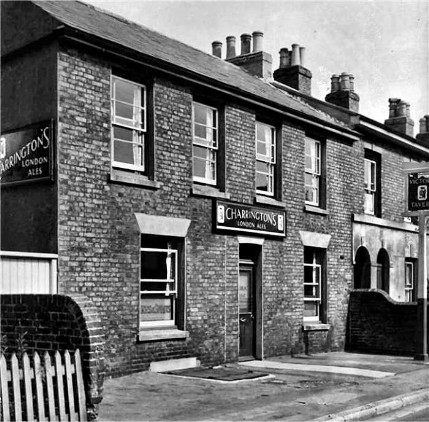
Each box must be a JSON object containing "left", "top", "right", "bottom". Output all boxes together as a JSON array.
[
  {"left": 23, "top": 352, "right": 35, "bottom": 420},
  {"left": 34, "top": 352, "right": 46, "bottom": 421},
  {"left": 11, "top": 354, "right": 22, "bottom": 420},
  {"left": 0, "top": 354, "right": 10, "bottom": 421}
]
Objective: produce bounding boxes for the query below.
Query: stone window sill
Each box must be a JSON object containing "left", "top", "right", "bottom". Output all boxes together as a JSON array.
[
  {"left": 302, "top": 323, "right": 330, "bottom": 332},
  {"left": 304, "top": 205, "right": 329, "bottom": 216},
  {"left": 110, "top": 168, "right": 161, "bottom": 189},
  {"left": 255, "top": 195, "right": 286, "bottom": 208},
  {"left": 138, "top": 328, "right": 189, "bottom": 342},
  {"left": 192, "top": 184, "right": 230, "bottom": 199}
]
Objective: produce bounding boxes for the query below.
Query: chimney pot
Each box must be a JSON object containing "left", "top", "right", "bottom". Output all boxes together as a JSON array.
[
  {"left": 331, "top": 74, "right": 340, "bottom": 93},
  {"left": 279, "top": 48, "right": 290, "bottom": 68},
  {"left": 291, "top": 43, "right": 300, "bottom": 66},
  {"left": 212, "top": 41, "right": 222, "bottom": 58},
  {"left": 299, "top": 47, "right": 306, "bottom": 67},
  {"left": 340, "top": 72, "right": 351, "bottom": 91},
  {"left": 226, "top": 36, "right": 236, "bottom": 59},
  {"left": 349, "top": 74, "right": 355, "bottom": 92},
  {"left": 240, "top": 33, "right": 251, "bottom": 55},
  {"left": 252, "top": 30, "right": 264, "bottom": 52},
  {"left": 398, "top": 100, "right": 408, "bottom": 117}
]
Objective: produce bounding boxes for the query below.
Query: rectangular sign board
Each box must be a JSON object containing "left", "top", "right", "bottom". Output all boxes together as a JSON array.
[
  {"left": 0, "top": 120, "right": 54, "bottom": 186},
  {"left": 408, "top": 172, "right": 429, "bottom": 212},
  {"left": 215, "top": 200, "right": 286, "bottom": 237}
]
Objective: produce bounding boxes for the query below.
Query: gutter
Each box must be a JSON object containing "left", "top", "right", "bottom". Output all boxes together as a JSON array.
[{"left": 355, "top": 120, "right": 429, "bottom": 157}]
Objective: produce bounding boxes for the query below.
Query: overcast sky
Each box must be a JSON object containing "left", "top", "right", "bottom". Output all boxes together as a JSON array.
[{"left": 84, "top": 0, "right": 428, "bottom": 130}]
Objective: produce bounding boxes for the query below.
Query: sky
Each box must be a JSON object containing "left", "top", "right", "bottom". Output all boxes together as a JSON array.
[{"left": 83, "top": 0, "right": 428, "bottom": 129}]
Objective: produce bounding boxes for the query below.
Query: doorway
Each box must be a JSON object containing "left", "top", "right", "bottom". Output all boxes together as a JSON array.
[{"left": 239, "top": 261, "right": 256, "bottom": 359}]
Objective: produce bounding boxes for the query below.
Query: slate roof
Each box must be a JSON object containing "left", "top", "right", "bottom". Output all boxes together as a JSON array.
[{"left": 33, "top": 0, "right": 352, "bottom": 130}]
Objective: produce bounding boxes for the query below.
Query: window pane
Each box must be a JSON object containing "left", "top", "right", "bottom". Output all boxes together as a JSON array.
[
  {"left": 364, "top": 192, "right": 374, "bottom": 213},
  {"left": 116, "top": 102, "right": 134, "bottom": 121},
  {"left": 256, "top": 172, "right": 269, "bottom": 192},
  {"left": 304, "top": 249, "right": 314, "bottom": 264},
  {"left": 304, "top": 301, "right": 318, "bottom": 317},
  {"left": 256, "top": 161, "right": 270, "bottom": 173},
  {"left": 194, "top": 103, "right": 208, "bottom": 125},
  {"left": 140, "top": 296, "right": 173, "bottom": 322},
  {"left": 115, "top": 79, "right": 136, "bottom": 104},
  {"left": 193, "top": 157, "right": 207, "bottom": 179},
  {"left": 141, "top": 251, "right": 176, "bottom": 280},
  {"left": 194, "top": 124, "right": 207, "bottom": 140},
  {"left": 114, "top": 126, "right": 133, "bottom": 142},
  {"left": 114, "top": 140, "right": 134, "bottom": 164}
]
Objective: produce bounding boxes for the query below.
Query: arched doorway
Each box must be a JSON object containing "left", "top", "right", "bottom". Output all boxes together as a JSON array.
[
  {"left": 376, "top": 249, "right": 390, "bottom": 294},
  {"left": 354, "top": 247, "right": 371, "bottom": 288}
]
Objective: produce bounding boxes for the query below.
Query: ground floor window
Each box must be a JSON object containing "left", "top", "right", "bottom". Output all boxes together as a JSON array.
[
  {"left": 304, "top": 247, "right": 325, "bottom": 322},
  {"left": 140, "top": 235, "right": 181, "bottom": 328},
  {"left": 405, "top": 258, "right": 417, "bottom": 302}
]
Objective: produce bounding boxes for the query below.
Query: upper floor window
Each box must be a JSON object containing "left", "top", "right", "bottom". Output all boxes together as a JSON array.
[
  {"left": 364, "top": 158, "right": 376, "bottom": 214},
  {"left": 192, "top": 102, "right": 218, "bottom": 185},
  {"left": 111, "top": 76, "right": 146, "bottom": 172},
  {"left": 305, "top": 138, "right": 321, "bottom": 206},
  {"left": 364, "top": 150, "right": 381, "bottom": 216},
  {"left": 256, "top": 122, "right": 276, "bottom": 196}
]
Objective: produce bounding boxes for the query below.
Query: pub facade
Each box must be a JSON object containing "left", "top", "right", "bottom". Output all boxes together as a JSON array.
[{"left": 1, "top": 1, "right": 428, "bottom": 377}]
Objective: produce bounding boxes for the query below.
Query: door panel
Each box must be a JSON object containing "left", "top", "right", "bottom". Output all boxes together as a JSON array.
[{"left": 239, "top": 266, "right": 255, "bottom": 358}]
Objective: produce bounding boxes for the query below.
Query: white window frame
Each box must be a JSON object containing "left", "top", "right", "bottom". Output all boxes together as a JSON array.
[
  {"left": 405, "top": 260, "right": 415, "bottom": 302},
  {"left": 304, "top": 251, "right": 322, "bottom": 322},
  {"left": 305, "top": 138, "right": 321, "bottom": 206},
  {"left": 364, "top": 158, "right": 376, "bottom": 214},
  {"left": 256, "top": 122, "right": 276, "bottom": 196},
  {"left": 140, "top": 244, "right": 178, "bottom": 328},
  {"left": 192, "top": 102, "right": 218, "bottom": 185},
  {"left": 111, "top": 75, "right": 147, "bottom": 172}
]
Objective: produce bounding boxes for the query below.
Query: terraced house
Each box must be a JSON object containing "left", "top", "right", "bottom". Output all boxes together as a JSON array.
[{"left": 1, "top": 1, "right": 428, "bottom": 376}]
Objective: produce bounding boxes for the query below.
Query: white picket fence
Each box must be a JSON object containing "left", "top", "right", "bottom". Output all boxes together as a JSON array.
[
  {"left": 0, "top": 350, "right": 87, "bottom": 421},
  {"left": 0, "top": 251, "right": 58, "bottom": 294}
]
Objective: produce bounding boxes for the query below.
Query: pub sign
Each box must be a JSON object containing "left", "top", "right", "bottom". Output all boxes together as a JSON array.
[
  {"left": 215, "top": 200, "right": 286, "bottom": 237},
  {"left": 0, "top": 121, "right": 54, "bottom": 186},
  {"left": 408, "top": 172, "right": 429, "bottom": 212}
]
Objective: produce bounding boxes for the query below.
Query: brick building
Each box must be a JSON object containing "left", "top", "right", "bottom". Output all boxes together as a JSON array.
[{"left": 1, "top": 1, "right": 428, "bottom": 376}]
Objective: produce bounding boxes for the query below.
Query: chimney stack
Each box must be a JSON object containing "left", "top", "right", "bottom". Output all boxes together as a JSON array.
[
  {"left": 225, "top": 30, "right": 273, "bottom": 81},
  {"left": 273, "top": 43, "right": 312, "bottom": 95},
  {"left": 226, "top": 36, "right": 236, "bottom": 59},
  {"left": 211, "top": 41, "right": 222, "bottom": 58},
  {"left": 325, "top": 72, "right": 360, "bottom": 112},
  {"left": 416, "top": 115, "right": 429, "bottom": 145},
  {"left": 384, "top": 98, "right": 414, "bottom": 137}
]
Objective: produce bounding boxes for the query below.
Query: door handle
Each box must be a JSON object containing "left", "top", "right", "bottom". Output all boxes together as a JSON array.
[{"left": 239, "top": 318, "right": 246, "bottom": 323}]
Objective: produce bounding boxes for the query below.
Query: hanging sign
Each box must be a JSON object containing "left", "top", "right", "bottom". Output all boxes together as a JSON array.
[
  {"left": 408, "top": 172, "right": 429, "bottom": 212},
  {"left": 215, "top": 200, "right": 286, "bottom": 237},
  {"left": 0, "top": 120, "right": 54, "bottom": 186}
]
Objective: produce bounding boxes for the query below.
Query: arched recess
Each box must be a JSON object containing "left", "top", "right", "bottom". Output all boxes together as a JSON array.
[
  {"left": 354, "top": 247, "right": 371, "bottom": 289},
  {"left": 376, "top": 248, "right": 390, "bottom": 294}
]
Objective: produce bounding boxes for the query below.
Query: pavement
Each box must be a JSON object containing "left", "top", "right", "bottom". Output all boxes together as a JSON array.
[{"left": 98, "top": 352, "right": 429, "bottom": 421}]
